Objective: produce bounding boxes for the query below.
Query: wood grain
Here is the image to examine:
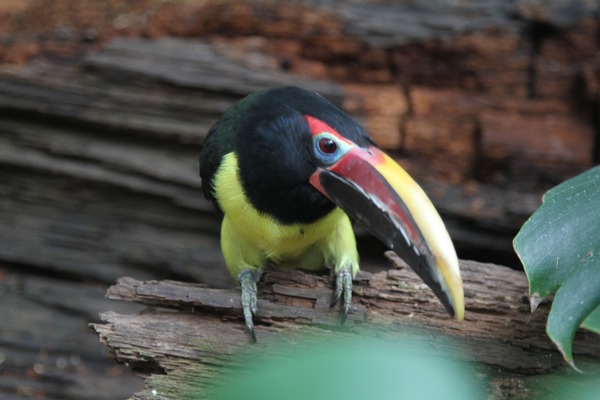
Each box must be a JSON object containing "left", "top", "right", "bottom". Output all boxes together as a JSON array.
[{"left": 92, "top": 253, "right": 600, "bottom": 399}]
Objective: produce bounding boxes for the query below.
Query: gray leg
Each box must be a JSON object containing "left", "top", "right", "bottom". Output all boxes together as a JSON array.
[
  {"left": 238, "top": 268, "right": 263, "bottom": 342},
  {"left": 331, "top": 265, "right": 353, "bottom": 324}
]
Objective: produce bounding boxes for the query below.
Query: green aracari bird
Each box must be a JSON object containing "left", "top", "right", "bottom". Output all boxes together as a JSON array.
[{"left": 200, "top": 86, "right": 464, "bottom": 341}]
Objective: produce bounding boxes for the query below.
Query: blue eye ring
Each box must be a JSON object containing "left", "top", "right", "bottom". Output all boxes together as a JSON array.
[{"left": 312, "top": 132, "right": 350, "bottom": 165}]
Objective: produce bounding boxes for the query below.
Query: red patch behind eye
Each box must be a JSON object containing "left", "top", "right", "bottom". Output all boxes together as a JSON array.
[
  {"left": 304, "top": 115, "right": 336, "bottom": 137},
  {"left": 304, "top": 115, "right": 353, "bottom": 145}
]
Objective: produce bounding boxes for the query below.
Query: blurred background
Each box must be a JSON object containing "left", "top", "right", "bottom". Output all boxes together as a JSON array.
[{"left": 0, "top": 0, "right": 598, "bottom": 398}]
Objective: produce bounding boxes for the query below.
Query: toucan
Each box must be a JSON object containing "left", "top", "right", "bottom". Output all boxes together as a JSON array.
[{"left": 200, "top": 86, "right": 464, "bottom": 341}]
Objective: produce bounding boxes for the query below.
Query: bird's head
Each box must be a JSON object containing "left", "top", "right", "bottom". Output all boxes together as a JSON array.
[{"left": 229, "top": 87, "right": 464, "bottom": 320}]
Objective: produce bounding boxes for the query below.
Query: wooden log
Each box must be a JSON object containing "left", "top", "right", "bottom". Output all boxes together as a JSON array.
[
  {"left": 402, "top": 87, "right": 480, "bottom": 178},
  {"left": 0, "top": 37, "right": 546, "bottom": 281},
  {"left": 92, "top": 253, "right": 600, "bottom": 399},
  {"left": 479, "top": 108, "right": 594, "bottom": 176},
  {"left": 84, "top": 37, "right": 343, "bottom": 102},
  {"left": 0, "top": 268, "right": 145, "bottom": 399},
  {"left": 0, "top": 39, "right": 343, "bottom": 145},
  {"left": 342, "top": 83, "right": 408, "bottom": 149},
  {"left": 402, "top": 87, "right": 595, "bottom": 183},
  {"left": 0, "top": 3, "right": 597, "bottom": 400},
  {"left": 0, "top": 38, "right": 345, "bottom": 399},
  {"left": 0, "top": 38, "right": 344, "bottom": 287}
]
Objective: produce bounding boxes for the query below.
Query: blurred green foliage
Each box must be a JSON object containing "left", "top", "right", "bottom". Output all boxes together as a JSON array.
[
  {"left": 531, "top": 364, "right": 600, "bottom": 400},
  {"left": 210, "top": 336, "right": 485, "bottom": 400}
]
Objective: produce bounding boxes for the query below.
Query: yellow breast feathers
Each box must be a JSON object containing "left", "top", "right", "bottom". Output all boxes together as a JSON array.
[{"left": 213, "top": 152, "right": 359, "bottom": 277}]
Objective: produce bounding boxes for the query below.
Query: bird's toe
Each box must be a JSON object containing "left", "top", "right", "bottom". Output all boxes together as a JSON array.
[
  {"left": 239, "top": 269, "right": 261, "bottom": 342},
  {"left": 331, "top": 265, "right": 353, "bottom": 324}
]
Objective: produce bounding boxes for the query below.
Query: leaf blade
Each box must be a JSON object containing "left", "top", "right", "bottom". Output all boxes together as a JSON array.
[
  {"left": 546, "top": 257, "right": 600, "bottom": 368},
  {"left": 513, "top": 165, "right": 600, "bottom": 368},
  {"left": 582, "top": 304, "right": 600, "bottom": 334},
  {"left": 514, "top": 166, "right": 600, "bottom": 299}
]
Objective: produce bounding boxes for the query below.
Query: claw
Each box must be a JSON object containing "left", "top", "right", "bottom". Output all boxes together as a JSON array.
[
  {"left": 331, "top": 272, "right": 343, "bottom": 308},
  {"left": 330, "top": 265, "right": 353, "bottom": 324},
  {"left": 238, "top": 269, "right": 262, "bottom": 343}
]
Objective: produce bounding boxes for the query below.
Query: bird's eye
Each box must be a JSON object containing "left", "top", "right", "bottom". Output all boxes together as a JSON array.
[
  {"left": 318, "top": 138, "right": 338, "bottom": 154},
  {"left": 313, "top": 132, "right": 349, "bottom": 165}
]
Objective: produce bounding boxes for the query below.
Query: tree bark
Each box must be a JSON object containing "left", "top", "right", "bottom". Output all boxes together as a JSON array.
[{"left": 92, "top": 253, "right": 600, "bottom": 400}]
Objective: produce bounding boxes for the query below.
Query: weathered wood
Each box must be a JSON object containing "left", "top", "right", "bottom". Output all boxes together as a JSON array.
[
  {"left": 0, "top": 38, "right": 344, "bottom": 287},
  {"left": 92, "top": 254, "right": 600, "bottom": 399},
  {"left": 1, "top": 2, "right": 598, "bottom": 398},
  {"left": 84, "top": 37, "right": 343, "bottom": 101},
  {"left": 0, "top": 267, "right": 145, "bottom": 399},
  {"left": 0, "top": 36, "right": 347, "bottom": 399},
  {"left": 403, "top": 86, "right": 595, "bottom": 182},
  {"left": 0, "top": 37, "right": 334, "bottom": 400},
  {"left": 0, "top": 38, "right": 342, "bottom": 145},
  {"left": 0, "top": 37, "right": 548, "bottom": 282}
]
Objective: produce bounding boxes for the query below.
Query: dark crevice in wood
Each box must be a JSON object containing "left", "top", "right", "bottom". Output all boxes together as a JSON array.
[
  {"left": 385, "top": 47, "right": 412, "bottom": 152},
  {"left": 524, "top": 21, "right": 561, "bottom": 99}
]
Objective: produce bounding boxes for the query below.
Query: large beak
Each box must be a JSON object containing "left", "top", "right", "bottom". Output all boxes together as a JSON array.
[{"left": 310, "top": 145, "right": 464, "bottom": 320}]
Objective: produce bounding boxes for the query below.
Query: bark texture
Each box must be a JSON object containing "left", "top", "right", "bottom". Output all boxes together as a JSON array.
[
  {"left": 92, "top": 253, "right": 600, "bottom": 399},
  {"left": 0, "top": 0, "right": 598, "bottom": 398}
]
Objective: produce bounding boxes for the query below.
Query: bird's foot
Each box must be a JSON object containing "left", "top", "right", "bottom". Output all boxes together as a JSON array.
[
  {"left": 331, "top": 265, "right": 353, "bottom": 324},
  {"left": 238, "top": 268, "right": 263, "bottom": 343}
]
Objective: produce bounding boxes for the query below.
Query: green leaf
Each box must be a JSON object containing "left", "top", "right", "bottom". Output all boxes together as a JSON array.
[
  {"left": 582, "top": 304, "right": 600, "bottom": 334},
  {"left": 546, "top": 261, "right": 600, "bottom": 368},
  {"left": 513, "top": 165, "right": 600, "bottom": 368},
  {"left": 514, "top": 166, "right": 600, "bottom": 300}
]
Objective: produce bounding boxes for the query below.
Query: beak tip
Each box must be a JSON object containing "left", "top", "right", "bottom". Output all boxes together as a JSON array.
[
  {"left": 449, "top": 278, "right": 465, "bottom": 321},
  {"left": 439, "top": 255, "right": 464, "bottom": 321},
  {"left": 443, "top": 297, "right": 464, "bottom": 321},
  {"left": 451, "top": 289, "right": 465, "bottom": 321},
  {"left": 427, "top": 256, "right": 465, "bottom": 322},
  {"left": 455, "top": 306, "right": 465, "bottom": 321}
]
